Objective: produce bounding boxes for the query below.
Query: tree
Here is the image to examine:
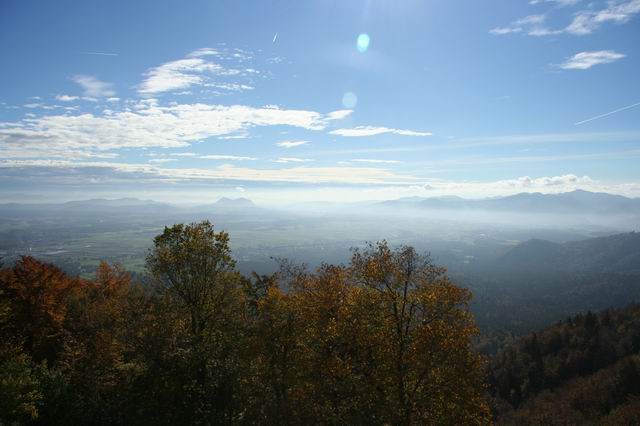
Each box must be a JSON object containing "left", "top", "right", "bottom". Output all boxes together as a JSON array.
[
  {"left": 59, "top": 262, "right": 142, "bottom": 424},
  {"left": 350, "top": 241, "right": 490, "bottom": 425},
  {"left": 145, "top": 220, "right": 246, "bottom": 420},
  {"left": 1, "top": 256, "right": 82, "bottom": 365}
]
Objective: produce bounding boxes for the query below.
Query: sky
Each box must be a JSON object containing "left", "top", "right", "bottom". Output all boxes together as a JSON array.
[{"left": 1, "top": 0, "right": 639, "bottom": 204}]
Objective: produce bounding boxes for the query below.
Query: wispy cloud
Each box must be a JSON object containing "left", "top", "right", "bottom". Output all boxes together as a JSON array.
[
  {"left": 490, "top": 15, "right": 556, "bottom": 36},
  {"left": 148, "top": 158, "right": 177, "bottom": 164},
  {"left": 81, "top": 51, "right": 118, "bottom": 56},
  {"left": 277, "top": 140, "right": 309, "bottom": 148},
  {"left": 71, "top": 75, "right": 115, "bottom": 98},
  {"left": 200, "top": 155, "right": 257, "bottom": 161},
  {"left": 557, "top": 50, "right": 625, "bottom": 70},
  {"left": 138, "top": 48, "right": 257, "bottom": 95},
  {"left": 575, "top": 101, "right": 640, "bottom": 125},
  {"left": 0, "top": 159, "right": 414, "bottom": 185},
  {"left": 313, "top": 132, "right": 640, "bottom": 157},
  {"left": 351, "top": 159, "right": 401, "bottom": 164},
  {"left": 274, "top": 157, "right": 314, "bottom": 163},
  {"left": 566, "top": 0, "right": 640, "bottom": 35},
  {"left": 170, "top": 152, "right": 198, "bottom": 157},
  {"left": 529, "top": 0, "right": 580, "bottom": 6},
  {"left": 492, "top": 0, "right": 640, "bottom": 36},
  {"left": 5, "top": 159, "right": 640, "bottom": 198},
  {"left": 329, "top": 126, "right": 432, "bottom": 137}
]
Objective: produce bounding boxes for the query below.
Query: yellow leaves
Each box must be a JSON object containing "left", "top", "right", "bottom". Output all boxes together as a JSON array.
[
  {"left": 1, "top": 227, "right": 490, "bottom": 424},
  {"left": 247, "top": 243, "right": 490, "bottom": 424}
]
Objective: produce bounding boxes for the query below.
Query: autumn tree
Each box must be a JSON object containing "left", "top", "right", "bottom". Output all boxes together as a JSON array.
[
  {"left": 349, "top": 242, "right": 491, "bottom": 425},
  {"left": 145, "top": 220, "right": 247, "bottom": 421},
  {"left": 59, "top": 262, "right": 145, "bottom": 424},
  {"left": 242, "top": 271, "right": 302, "bottom": 423},
  {"left": 0, "top": 227, "right": 491, "bottom": 425},
  {"left": 1, "top": 256, "right": 82, "bottom": 365},
  {"left": 249, "top": 242, "right": 491, "bottom": 424}
]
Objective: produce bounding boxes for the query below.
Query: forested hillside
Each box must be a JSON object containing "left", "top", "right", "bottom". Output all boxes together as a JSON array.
[
  {"left": 0, "top": 221, "right": 489, "bottom": 425},
  {"left": 490, "top": 304, "right": 640, "bottom": 424},
  {"left": 500, "top": 231, "right": 640, "bottom": 274}
]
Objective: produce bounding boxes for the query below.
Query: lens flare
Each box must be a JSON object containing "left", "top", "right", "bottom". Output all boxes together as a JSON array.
[
  {"left": 356, "top": 33, "right": 370, "bottom": 53},
  {"left": 342, "top": 92, "right": 358, "bottom": 109}
]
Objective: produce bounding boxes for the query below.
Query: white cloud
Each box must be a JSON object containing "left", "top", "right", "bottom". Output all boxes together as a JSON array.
[
  {"left": 557, "top": 50, "right": 625, "bottom": 70},
  {"left": 188, "top": 47, "right": 252, "bottom": 61},
  {"left": 324, "top": 110, "right": 353, "bottom": 121},
  {"left": 71, "top": 75, "right": 115, "bottom": 98},
  {"left": 566, "top": 0, "right": 640, "bottom": 35},
  {"left": 0, "top": 102, "right": 349, "bottom": 158},
  {"left": 170, "top": 152, "right": 198, "bottom": 157},
  {"left": 138, "top": 48, "right": 256, "bottom": 95},
  {"left": 23, "top": 103, "right": 58, "bottom": 110},
  {"left": 490, "top": 15, "right": 557, "bottom": 36},
  {"left": 187, "top": 48, "right": 220, "bottom": 58},
  {"left": 357, "top": 174, "right": 639, "bottom": 200},
  {"left": 148, "top": 158, "right": 177, "bottom": 164},
  {"left": 274, "top": 157, "right": 314, "bottom": 163},
  {"left": 276, "top": 140, "right": 309, "bottom": 148},
  {"left": 218, "top": 134, "right": 249, "bottom": 140},
  {"left": 5, "top": 159, "right": 640, "bottom": 198},
  {"left": 139, "top": 58, "right": 222, "bottom": 94},
  {"left": 512, "top": 174, "right": 593, "bottom": 187},
  {"left": 207, "top": 83, "right": 254, "bottom": 92},
  {"left": 493, "top": 0, "right": 640, "bottom": 36},
  {"left": 351, "top": 159, "right": 401, "bottom": 164},
  {"left": 329, "top": 126, "right": 432, "bottom": 137},
  {"left": 200, "top": 155, "right": 257, "bottom": 161},
  {"left": 529, "top": 0, "right": 580, "bottom": 6},
  {"left": 489, "top": 27, "right": 523, "bottom": 35},
  {"left": 55, "top": 95, "right": 79, "bottom": 102},
  {"left": 0, "top": 159, "right": 414, "bottom": 185}
]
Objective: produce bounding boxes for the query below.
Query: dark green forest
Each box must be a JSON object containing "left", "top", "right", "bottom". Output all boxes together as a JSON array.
[
  {"left": 490, "top": 305, "right": 640, "bottom": 424},
  {"left": 2, "top": 221, "right": 640, "bottom": 425}
]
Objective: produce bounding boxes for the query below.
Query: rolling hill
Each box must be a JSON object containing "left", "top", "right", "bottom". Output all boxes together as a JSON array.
[{"left": 501, "top": 232, "right": 640, "bottom": 274}]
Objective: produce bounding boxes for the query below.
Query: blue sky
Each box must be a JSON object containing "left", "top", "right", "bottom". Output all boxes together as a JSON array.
[{"left": 1, "top": 0, "right": 639, "bottom": 203}]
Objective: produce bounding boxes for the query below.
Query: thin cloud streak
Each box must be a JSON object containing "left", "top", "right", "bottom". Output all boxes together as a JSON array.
[
  {"left": 311, "top": 132, "right": 640, "bottom": 157},
  {"left": 81, "top": 51, "right": 119, "bottom": 56},
  {"left": 330, "top": 126, "right": 432, "bottom": 137},
  {"left": 575, "top": 102, "right": 640, "bottom": 125}
]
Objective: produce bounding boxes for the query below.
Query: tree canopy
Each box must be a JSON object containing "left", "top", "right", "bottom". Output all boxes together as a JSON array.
[{"left": 1, "top": 221, "right": 490, "bottom": 425}]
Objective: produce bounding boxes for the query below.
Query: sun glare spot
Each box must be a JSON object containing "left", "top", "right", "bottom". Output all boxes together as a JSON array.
[
  {"left": 342, "top": 92, "right": 358, "bottom": 108},
  {"left": 356, "top": 33, "right": 370, "bottom": 53}
]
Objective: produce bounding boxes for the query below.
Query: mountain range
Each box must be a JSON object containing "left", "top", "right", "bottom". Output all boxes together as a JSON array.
[{"left": 381, "top": 190, "right": 640, "bottom": 215}]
